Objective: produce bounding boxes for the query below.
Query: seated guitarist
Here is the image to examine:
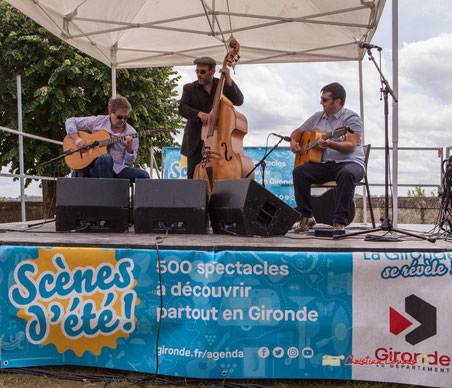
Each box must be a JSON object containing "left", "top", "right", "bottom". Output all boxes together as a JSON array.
[
  {"left": 65, "top": 95, "right": 150, "bottom": 182},
  {"left": 289, "top": 82, "right": 365, "bottom": 233}
]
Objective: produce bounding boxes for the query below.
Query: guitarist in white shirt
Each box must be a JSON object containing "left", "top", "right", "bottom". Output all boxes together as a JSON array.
[
  {"left": 65, "top": 95, "right": 150, "bottom": 182},
  {"left": 289, "top": 82, "right": 365, "bottom": 233}
]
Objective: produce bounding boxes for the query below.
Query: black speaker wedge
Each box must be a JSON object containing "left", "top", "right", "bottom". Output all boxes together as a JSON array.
[
  {"left": 56, "top": 177, "right": 130, "bottom": 232},
  {"left": 134, "top": 179, "right": 209, "bottom": 234},
  {"left": 208, "top": 178, "right": 300, "bottom": 236}
]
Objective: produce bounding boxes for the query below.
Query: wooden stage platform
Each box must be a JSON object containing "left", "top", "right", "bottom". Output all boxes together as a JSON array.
[{"left": 0, "top": 220, "right": 449, "bottom": 252}]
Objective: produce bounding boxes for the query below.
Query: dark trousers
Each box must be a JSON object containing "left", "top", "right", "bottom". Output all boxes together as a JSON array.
[
  {"left": 73, "top": 154, "right": 149, "bottom": 182},
  {"left": 186, "top": 142, "right": 203, "bottom": 179},
  {"left": 292, "top": 161, "right": 364, "bottom": 225}
]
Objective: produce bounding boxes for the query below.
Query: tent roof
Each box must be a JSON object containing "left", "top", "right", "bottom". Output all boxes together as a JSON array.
[{"left": 7, "top": 0, "right": 385, "bottom": 68}]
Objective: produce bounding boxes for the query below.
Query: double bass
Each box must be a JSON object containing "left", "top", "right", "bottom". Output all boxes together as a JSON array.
[{"left": 194, "top": 39, "right": 254, "bottom": 194}]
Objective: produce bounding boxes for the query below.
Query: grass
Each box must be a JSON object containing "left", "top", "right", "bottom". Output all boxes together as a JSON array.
[{"left": 0, "top": 366, "right": 421, "bottom": 388}]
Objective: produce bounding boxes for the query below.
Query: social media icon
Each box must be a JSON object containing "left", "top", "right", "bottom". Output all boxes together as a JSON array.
[
  {"left": 258, "top": 347, "right": 270, "bottom": 358},
  {"left": 273, "top": 347, "right": 284, "bottom": 358},
  {"left": 287, "top": 347, "right": 299, "bottom": 358},
  {"left": 302, "top": 347, "right": 314, "bottom": 358}
]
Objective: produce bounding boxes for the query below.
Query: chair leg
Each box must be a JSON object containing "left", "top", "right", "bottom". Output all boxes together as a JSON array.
[
  {"left": 129, "top": 182, "right": 134, "bottom": 227},
  {"left": 364, "top": 177, "right": 376, "bottom": 227}
]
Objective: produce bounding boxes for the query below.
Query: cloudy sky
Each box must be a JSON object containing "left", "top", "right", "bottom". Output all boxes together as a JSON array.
[
  {"left": 2, "top": 0, "right": 452, "bottom": 198},
  {"left": 173, "top": 0, "right": 452, "bottom": 197}
]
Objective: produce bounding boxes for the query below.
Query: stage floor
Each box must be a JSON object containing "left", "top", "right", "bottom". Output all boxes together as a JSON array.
[{"left": 0, "top": 220, "right": 449, "bottom": 252}]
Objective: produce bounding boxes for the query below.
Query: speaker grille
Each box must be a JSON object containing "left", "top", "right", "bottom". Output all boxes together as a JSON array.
[{"left": 209, "top": 179, "right": 300, "bottom": 236}]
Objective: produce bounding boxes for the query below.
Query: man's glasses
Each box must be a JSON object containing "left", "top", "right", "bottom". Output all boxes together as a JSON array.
[
  {"left": 195, "top": 69, "right": 208, "bottom": 74},
  {"left": 321, "top": 97, "right": 334, "bottom": 103},
  {"left": 116, "top": 115, "right": 129, "bottom": 120}
]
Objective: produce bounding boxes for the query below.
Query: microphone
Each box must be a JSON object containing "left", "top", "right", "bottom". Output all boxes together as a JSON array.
[
  {"left": 359, "top": 42, "right": 382, "bottom": 51},
  {"left": 271, "top": 133, "right": 292, "bottom": 142}
]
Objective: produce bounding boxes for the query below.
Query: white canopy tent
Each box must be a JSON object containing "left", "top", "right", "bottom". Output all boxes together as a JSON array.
[
  {"left": 7, "top": 0, "right": 385, "bottom": 67},
  {"left": 6, "top": 0, "right": 401, "bottom": 225}
]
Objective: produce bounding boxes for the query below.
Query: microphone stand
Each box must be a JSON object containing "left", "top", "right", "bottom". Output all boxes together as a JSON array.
[
  {"left": 335, "top": 47, "right": 435, "bottom": 243},
  {"left": 39, "top": 141, "right": 99, "bottom": 167},
  {"left": 245, "top": 137, "right": 284, "bottom": 187},
  {"left": 39, "top": 152, "right": 69, "bottom": 167},
  {"left": 36, "top": 141, "right": 98, "bottom": 229}
]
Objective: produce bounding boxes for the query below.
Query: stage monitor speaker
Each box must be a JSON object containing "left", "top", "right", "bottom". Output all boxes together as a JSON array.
[
  {"left": 134, "top": 179, "right": 208, "bottom": 234},
  {"left": 56, "top": 178, "right": 130, "bottom": 232},
  {"left": 208, "top": 179, "right": 300, "bottom": 236},
  {"left": 311, "top": 187, "right": 355, "bottom": 226}
]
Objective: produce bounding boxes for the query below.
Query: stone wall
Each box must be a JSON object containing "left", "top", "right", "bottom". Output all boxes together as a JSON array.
[
  {"left": 354, "top": 197, "right": 440, "bottom": 224},
  {"left": 0, "top": 202, "right": 45, "bottom": 223},
  {"left": 0, "top": 198, "right": 442, "bottom": 225}
]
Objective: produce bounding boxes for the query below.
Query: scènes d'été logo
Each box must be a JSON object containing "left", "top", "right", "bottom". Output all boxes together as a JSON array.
[
  {"left": 8, "top": 247, "right": 138, "bottom": 356},
  {"left": 167, "top": 156, "right": 187, "bottom": 179}
]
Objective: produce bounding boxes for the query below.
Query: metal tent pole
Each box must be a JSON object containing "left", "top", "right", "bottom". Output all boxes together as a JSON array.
[
  {"left": 17, "top": 75, "right": 26, "bottom": 222},
  {"left": 392, "top": 0, "right": 399, "bottom": 228},
  {"left": 111, "top": 44, "right": 118, "bottom": 97},
  {"left": 358, "top": 60, "right": 368, "bottom": 224}
]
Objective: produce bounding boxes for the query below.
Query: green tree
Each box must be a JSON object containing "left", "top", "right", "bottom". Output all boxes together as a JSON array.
[
  {"left": 0, "top": 2, "right": 183, "bottom": 215},
  {"left": 407, "top": 186, "right": 426, "bottom": 197}
]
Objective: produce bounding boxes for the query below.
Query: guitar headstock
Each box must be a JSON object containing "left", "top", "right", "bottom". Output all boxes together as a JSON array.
[
  {"left": 334, "top": 126, "right": 353, "bottom": 137},
  {"left": 223, "top": 39, "right": 240, "bottom": 68},
  {"left": 152, "top": 128, "right": 166, "bottom": 135}
]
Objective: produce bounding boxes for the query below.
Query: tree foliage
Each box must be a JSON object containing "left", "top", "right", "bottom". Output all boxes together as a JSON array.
[
  {"left": 0, "top": 1, "right": 183, "bottom": 208},
  {"left": 407, "top": 186, "right": 426, "bottom": 197}
]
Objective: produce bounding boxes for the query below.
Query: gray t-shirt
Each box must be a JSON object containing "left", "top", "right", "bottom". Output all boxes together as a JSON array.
[
  {"left": 299, "top": 107, "right": 365, "bottom": 172},
  {"left": 65, "top": 115, "right": 138, "bottom": 174}
]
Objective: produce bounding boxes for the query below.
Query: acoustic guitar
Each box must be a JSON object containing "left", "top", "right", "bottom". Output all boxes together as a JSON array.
[
  {"left": 293, "top": 126, "right": 352, "bottom": 168},
  {"left": 63, "top": 128, "right": 164, "bottom": 171}
]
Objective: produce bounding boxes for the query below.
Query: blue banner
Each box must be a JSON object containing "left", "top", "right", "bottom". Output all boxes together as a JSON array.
[
  {"left": 3, "top": 246, "right": 451, "bottom": 386},
  {"left": 0, "top": 245, "right": 352, "bottom": 379},
  {"left": 163, "top": 147, "right": 296, "bottom": 207}
]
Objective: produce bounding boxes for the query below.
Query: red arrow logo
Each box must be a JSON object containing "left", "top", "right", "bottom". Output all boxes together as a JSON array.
[{"left": 389, "top": 307, "right": 413, "bottom": 335}]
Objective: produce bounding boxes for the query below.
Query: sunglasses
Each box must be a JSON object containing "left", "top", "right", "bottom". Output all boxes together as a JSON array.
[
  {"left": 116, "top": 115, "right": 129, "bottom": 120},
  {"left": 195, "top": 69, "right": 209, "bottom": 74},
  {"left": 321, "top": 97, "right": 334, "bottom": 103}
]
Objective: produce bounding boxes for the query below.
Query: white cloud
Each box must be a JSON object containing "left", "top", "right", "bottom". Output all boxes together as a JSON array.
[
  {"left": 400, "top": 33, "right": 452, "bottom": 102},
  {"left": 173, "top": 35, "right": 450, "bottom": 196},
  {"left": 0, "top": 174, "right": 42, "bottom": 198}
]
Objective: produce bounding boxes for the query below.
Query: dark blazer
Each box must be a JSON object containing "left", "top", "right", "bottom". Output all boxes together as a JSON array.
[{"left": 179, "top": 78, "right": 244, "bottom": 157}]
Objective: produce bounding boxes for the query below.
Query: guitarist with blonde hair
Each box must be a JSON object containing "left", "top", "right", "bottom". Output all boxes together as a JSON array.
[
  {"left": 290, "top": 82, "right": 365, "bottom": 233},
  {"left": 65, "top": 95, "right": 150, "bottom": 182}
]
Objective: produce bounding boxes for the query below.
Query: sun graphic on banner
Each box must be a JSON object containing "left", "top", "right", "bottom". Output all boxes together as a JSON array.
[{"left": 9, "top": 247, "right": 139, "bottom": 357}]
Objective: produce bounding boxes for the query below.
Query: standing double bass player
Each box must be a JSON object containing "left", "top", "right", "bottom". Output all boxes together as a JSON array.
[{"left": 179, "top": 56, "right": 244, "bottom": 179}]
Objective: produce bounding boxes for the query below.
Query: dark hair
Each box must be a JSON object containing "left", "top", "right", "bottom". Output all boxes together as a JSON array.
[
  {"left": 108, "top": 94, "right": 132, "bottom": 113},
  {"left": 321, "top": 82, "right": 346, "bottom": 106}
]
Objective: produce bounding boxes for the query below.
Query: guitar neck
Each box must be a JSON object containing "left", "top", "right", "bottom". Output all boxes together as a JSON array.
[
  {"left": 99, "top": 129, "right": 160, "bottom": 147},
  {"left": 307, "top": 127, "right": 345, "bottom": 150}
]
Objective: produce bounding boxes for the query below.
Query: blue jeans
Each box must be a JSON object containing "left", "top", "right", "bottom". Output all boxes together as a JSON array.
[
  {"left": 293, "top": 161, "right": 364, "bottom": 225},
  {"left": 73, "top": 154, "right": 149, "bottom": 182}
]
